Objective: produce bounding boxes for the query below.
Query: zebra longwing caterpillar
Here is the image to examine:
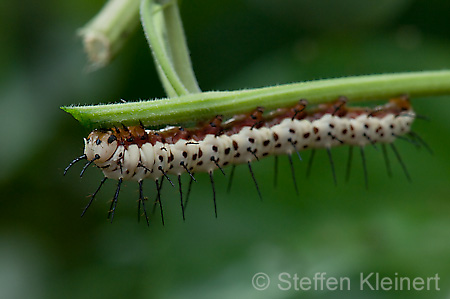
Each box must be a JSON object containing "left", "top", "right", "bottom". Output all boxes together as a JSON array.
[{"left": 65, "top": 95, "right": 422, "bottom": 225}]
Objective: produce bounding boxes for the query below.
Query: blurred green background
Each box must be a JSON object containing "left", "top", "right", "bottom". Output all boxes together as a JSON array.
[{"left": 1, "top": 0, "right": 449, "bottom": 298}]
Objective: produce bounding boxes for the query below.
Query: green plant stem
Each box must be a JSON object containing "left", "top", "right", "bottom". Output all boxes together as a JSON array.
[
  {"left": 62, "top": 70, "right": 450, "bottom": 129},
  {"left": 140, "top": 0, "right": 201, "bottom": 97},
  {"left": 79, "top": 0, "right": 140, "bottom": 70}
]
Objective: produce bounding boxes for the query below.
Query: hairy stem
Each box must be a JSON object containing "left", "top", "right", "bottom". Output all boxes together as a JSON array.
[
  {"left": 140, "top": 0, "right": 201, "bottom": 97},
  {"left": 62, "top": 70, "right": 450, "bottom": 129}
]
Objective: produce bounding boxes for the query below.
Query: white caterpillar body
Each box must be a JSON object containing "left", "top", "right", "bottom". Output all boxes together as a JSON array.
[{"left": 83, "top": 98, "right": 415, "bottom": 183}]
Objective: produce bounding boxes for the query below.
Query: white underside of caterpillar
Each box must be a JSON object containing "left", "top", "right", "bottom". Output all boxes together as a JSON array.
[{"left": 83, "top": 102, "right": 415, "bottom": 182}]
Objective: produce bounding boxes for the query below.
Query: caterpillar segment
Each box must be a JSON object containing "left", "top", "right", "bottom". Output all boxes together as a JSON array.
[{"left": 66, "top": 96, "right": 418, "bottom": 223}]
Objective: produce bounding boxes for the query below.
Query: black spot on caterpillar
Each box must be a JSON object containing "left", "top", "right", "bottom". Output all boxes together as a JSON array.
[{"left": 64, "top": 96, "right": 426, "bottom": 225}]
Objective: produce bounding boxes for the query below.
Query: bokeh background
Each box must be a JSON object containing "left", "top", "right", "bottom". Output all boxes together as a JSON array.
[{"left": 1, "top": 0, "right": 449, "bottom": 298}]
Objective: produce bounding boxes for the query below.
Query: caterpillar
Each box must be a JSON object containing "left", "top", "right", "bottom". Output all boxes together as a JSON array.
[{"left": 65, "top": 95, "right": 422, "bottom": 225}]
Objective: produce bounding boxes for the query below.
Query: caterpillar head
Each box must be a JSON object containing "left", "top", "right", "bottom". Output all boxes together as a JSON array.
[{"left": 84, "top": 130, "right": 118, "bottom": 163}]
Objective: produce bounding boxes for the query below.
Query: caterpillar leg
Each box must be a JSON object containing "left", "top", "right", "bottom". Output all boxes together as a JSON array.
[
  {"left": 209, "top": 171, "right": 217, "bottom": 218},
  {"left": 183, "top": 174, "right": 195, "bottom": 210},
  {"left": 180, "top": 161, "right": 196, "bottom": 181},
  {"left": 108, "top": 178, "right": 123, "bottom": 223},
  {"left": 151, "top": 179, "right": 165, "bottom": 226},
  {"left": 211, "top": 157, "right": 225, "bottom": 175},
  {"left": 390, "top": 144, "right": 411, "bottom": 182},
  {"left": 248, "top": 161, "right": 262, "bottom": 201},
  {"left": 158, "top": 166, "right": 174, "bottom": 187},
  {"left": 326, "top": 148, "right": 337, "bottom": 186},
  {"left": 138, "top": 180, "right": 150, "bottom": 227},
  {"left": 395, "top": 134, "right": 420, "bottom": 147},
  {"left": 288, "top": 138, "right": 302, "bottom": 161},
  {"left": 178, "top": 175, "right": 185, "bottom": 221},
  {"left": 226, "top": 165, "right": 235, "bottom": 193},
  {"left": 408, "top": 131, "right": 433, "bottom": 155},
  {"left": 306, "top": 149, "right": 315, "bottom": 178},
  {"left": 287, "top": 154, "right": 299, "bottom": 195},
  {"left": 81, "top": 177, "right": 107, "bottom": 217}
]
